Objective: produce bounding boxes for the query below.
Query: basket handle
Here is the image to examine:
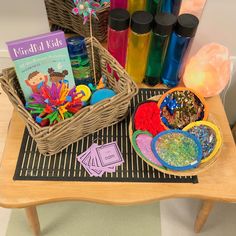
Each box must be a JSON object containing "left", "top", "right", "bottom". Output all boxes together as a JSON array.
[
  {"left": 0, "top": 72, "right": 4, "bottom": 88},
  {"left": 89, "top": 14, "right": 97, "bottom": 84}
]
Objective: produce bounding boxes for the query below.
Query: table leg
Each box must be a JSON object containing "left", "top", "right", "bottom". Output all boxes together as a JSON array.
[
  {"left": 25, "top": 206, "right": 41, "bottom": 236},
  {"left": 194, "top": 200, "right": 214, "bottom": 233}
]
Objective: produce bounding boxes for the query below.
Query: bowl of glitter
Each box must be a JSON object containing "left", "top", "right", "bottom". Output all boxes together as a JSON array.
[
  {"left": 151, "top": 130, "right": 202, "bottom": 171},
  {"left": 158, "top": 87, "right": 209, "bottom": 130},
  {"left": 183, "top": 121, "right": 222, "bottom": 163}
]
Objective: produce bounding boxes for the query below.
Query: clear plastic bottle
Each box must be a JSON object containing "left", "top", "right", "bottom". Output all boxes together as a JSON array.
[
  {"left": 144, "top": 13, "right": 176, "bottom": 86},
  {"left": 108, "top": 9, "right": 130, "bottom": 69},
  {"left": 161, "top": 0, "right": 182, "bottom": 16},
  {"left": 126, "top": 11, "right": 153, "bottom": 84},
  {"left": 161, "top": 14, "right": 199, "bottom": 87},
  {"left": 146, "top": 0, "right": 162, "bottom": 15},
  {"left": 128, "top": 0, "right": 147, "bottom": 15},
  {"left": 110, "top": 0, "right": 128, "bottom": 10},
  {"left": 66, "top": 36, "right": 92, "bottom": 85}
]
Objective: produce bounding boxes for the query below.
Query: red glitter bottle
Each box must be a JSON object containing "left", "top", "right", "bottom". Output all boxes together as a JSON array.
[{"left": 107, "top": 8, "right": 130, "bottom": 80}]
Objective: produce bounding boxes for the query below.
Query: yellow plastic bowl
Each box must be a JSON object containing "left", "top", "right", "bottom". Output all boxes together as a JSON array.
[{"left": 183, "top": 120, "right": 222, "bottom": 163}]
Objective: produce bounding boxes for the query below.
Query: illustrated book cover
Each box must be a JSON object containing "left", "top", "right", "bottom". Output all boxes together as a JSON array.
[{"left": 7, "top": 31, "right": 75, "bottom": 101}]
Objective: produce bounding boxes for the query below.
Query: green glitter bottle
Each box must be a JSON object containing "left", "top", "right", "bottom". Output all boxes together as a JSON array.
[
  {"left": 144, "top": 13, "right": 176, "bottom": 86},
  {"left": 146, "top": 0, "right": 162, "bottom": 15}
]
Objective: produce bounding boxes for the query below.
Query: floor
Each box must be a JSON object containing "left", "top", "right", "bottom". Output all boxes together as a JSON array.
[
  {"left": 1, "top": 87, "right": 236, "bottom": 236},
  {"left": 161, "top": 199, "right": 236, "bottom": 236},
  {"left": 7, "top": 201, "right": 161, "bottom": 236}
]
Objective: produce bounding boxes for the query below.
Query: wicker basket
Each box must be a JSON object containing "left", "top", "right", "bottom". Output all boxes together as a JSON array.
[
  {"left": 44, "top": 0, "right": 110, "bottom": 42},
  {"left": 0, "top": 37, "right": 138, "bottom": 155}
]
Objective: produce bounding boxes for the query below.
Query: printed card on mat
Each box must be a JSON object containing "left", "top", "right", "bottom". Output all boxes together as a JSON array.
[{"left": 7, "top": 31, "right": 75, "bottom": 101}]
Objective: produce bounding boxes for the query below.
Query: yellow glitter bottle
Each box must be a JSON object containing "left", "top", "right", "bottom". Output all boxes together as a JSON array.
[
  {"left": 126, "top": 11, "right": 153, "bottom": 84},
  {"left": 128, "top": 0, "right": 147, "bottom": 15}
]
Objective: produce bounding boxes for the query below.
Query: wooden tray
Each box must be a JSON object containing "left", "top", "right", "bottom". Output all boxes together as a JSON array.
[{"left": 129, "top": 95, "right": 222, "bottom": 176}]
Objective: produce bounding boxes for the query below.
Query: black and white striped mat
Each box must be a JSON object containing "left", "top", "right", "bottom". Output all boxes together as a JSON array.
[{"left": 14, "top": 89, "right": 198, "bottom": 183}]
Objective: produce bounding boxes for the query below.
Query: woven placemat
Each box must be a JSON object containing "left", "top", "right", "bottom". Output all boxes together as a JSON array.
[{"left": 13, "top": 89, "right": 198, "bottom": 183}]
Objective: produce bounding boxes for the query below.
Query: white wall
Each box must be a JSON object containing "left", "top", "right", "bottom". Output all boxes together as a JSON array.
[
  {"left": 189, "top": 0, "right": 236, "bottom": 125},
  {"left": 191, "top": 0, "right": 236, "bottom": 55},
  {"left": 0, "top": 0, "right": 50, "bottom": 70}
]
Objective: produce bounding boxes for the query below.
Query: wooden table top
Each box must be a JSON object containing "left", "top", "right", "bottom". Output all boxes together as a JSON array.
[{"left": 0, "top": 90, "right": 236, "bottom": 208}]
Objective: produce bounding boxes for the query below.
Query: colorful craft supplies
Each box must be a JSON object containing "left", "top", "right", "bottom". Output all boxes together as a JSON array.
[
  {"left": 130, "top": 89, "right": 222, "bottom": 175},
  {"left": 25, "top": 72, "right": 116, "bottom": 125},
  {"left": 26, "top": 82, "right": 83, "bottom": 126},
  {"left": 151, "top": 130, "right": 202, "bottom": 171},
  {"left": 77, "top": 141, "right": 124, "bottom": 177}
]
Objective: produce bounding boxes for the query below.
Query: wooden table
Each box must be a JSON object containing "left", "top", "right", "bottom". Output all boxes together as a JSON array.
[{"left": 0, "top": 94, "right": 236, "bottom": 236}]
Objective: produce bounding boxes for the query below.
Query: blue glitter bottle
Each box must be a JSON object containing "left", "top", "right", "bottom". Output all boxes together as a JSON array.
[
  {"left": 161, "top": 14, "right": 199, "bottom": 87},
  {"left": 161, "top": 0, "right": 182, "bottom": 16}
]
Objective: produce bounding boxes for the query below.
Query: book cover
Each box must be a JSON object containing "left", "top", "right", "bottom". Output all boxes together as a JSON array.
[{"left": 7, "top": 31, "right": 75, "bottom": 101}]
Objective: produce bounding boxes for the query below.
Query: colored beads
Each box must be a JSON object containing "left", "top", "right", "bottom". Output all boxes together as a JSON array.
[{"left": 183, "top": 121, "right": 222, "bottom": 163}]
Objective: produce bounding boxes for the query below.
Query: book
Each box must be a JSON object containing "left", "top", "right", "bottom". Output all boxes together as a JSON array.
[{"left": 7, "top": 31, "right": 75, "bottom": 101}]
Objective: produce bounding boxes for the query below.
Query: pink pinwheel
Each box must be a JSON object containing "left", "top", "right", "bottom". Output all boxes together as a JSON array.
[{"left": 72, "top": 0, "right": 100, "bottom": 24}]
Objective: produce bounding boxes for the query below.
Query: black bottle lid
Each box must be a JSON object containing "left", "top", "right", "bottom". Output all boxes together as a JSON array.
[
  {"left": 153, "top": 13, "right": 177, "bottom": 36},
  {"left": 175, "top": 13, "right": 199, "bottom": 38},
  {"left": 109, "top": 8, "right": 130, "bottom": 31},
  {"left": 131, "top": 11, "right": 153, "bottom": 34}
]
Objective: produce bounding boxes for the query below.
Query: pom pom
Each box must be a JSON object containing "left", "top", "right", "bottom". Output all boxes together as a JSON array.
[{"left": 134, "top": 101, "right": 166, "bottom": 136}]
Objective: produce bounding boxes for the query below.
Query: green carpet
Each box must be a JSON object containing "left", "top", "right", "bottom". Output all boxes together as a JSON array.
[{"left": 6, "top": 201, "right": 161, "bottom": 236}]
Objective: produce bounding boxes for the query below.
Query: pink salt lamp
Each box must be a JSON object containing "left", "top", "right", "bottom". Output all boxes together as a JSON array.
[{"left": 183, "top": 43, "right": 230, "bottom": 97}]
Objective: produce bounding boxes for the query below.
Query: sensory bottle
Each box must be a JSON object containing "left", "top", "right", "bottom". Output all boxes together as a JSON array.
[
  {"left": 108, "top": 8, "right": 130, "bottom": 69},
  {"left": 128, "top": 0, "right": 147, "bottom": 15},
  {"left": 126, "top": 11, "right": 153, "bottom": 84},
  {"left": 110, "top": 0, "right": 128, "bottom": 10},
  {"left": 145, "top": 13, "right": 176, "bottom": 86},
  {"left": 161, "top": 0, "right": 182, "bottom": 16},
  {"left": 161, "top": 14, "right": 199, "bottom": 87}
]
